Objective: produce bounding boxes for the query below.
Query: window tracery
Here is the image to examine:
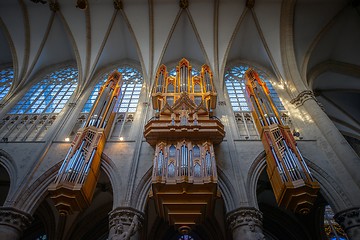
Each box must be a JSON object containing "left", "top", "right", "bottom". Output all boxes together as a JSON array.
[
  {"left": 0, "top": 67, "right": 13, "bottom": 101},
  {"left": 0, "top": 66, "right": 78, "bottom": 142},
  {"left": 73, "top": 65, "right": 143, "bottom": 140},
  {"left": 225, "top": 64, "right": 287, "bottom": 140}
]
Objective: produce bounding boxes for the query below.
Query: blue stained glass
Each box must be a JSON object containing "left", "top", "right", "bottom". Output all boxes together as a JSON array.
[
  {"left": 8, "top": 67, "right": 78, "bottom": 114},
  {"left": 225, "top": 64, "right": 284, "bottom": 112},
  {"left": 0, "top": 67, "right": 13, "bottom": 101},
  {"left": 82, "top": 66, "right": 143, "bottom": 113}
]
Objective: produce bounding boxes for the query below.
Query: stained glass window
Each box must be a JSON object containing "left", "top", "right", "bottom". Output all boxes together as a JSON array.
[
  {"left": 0, "top": 67, "right": 13, "bottom": 101},
  {"left": 9, "top": 67, "right": 78, "bottom": 114},
  {"left": 324, "top": 205, "right": 348, "bottom": 240},
  {"left": 87, "top": 66, "right": 143, "bottom": 114},
  {"left": 224, "top": 65, "right": 284, "bottom": 112},
  {"left": 178, "top": 234, "right": 194, "bottom": 240},
  {"left": 36, "top": 234, "right": 47, "bottom": 240},
  {"left": 224, "top": 64, "right": 286, "bottom": 140}
]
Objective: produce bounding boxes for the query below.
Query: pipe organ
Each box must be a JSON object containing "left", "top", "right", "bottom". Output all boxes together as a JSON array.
[
  {"left": 48, "top": 71, "right": 122, "bottom": 215},
  {"left": 144, "top": 59, "right": 225, "bottom": 230},
  {"left": 245, "top": 68, "right": 319, "bottom": 214}
]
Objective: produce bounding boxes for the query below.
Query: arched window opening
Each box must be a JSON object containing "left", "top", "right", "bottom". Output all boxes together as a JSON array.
[
  {"left": 323, "top": 205, "right": 348, "bottom": 240},
  {"left": 225, "top": 64, "right": 286, "bottom": 140},
  {"left": 74, "top": 66, "right": 143, "bottom": 140},
  {"left": 110, "top": 66, "right": 143, "bottom": 140},
  {"left": 0, "top": 67, "right": 13, "bottom": 101},
  {"left": 0, "top": 165, "right": 10, "bottom": 205},
  {"left": 0, "top": 67, "right": 78, "bottom": 142}
]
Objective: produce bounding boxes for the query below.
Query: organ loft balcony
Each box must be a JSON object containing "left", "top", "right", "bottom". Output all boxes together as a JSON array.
[{"left": 144, "top": 59, "right": 224, "bottom": 230}]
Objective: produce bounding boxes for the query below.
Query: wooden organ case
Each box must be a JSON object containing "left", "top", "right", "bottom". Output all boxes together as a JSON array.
[
  {"left": 48, "top": 71, "right": 122, "bottom": 215},
  {"left": 144, "top": 59, "right": 225, "bottom": 231},
  {"left": 245, "top": 69, "right": 319, "bottom": 214}
]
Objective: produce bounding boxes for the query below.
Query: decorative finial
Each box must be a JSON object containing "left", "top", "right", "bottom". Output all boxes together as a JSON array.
[
  {"left": 113, "top": 0, "right": 123, "bottom": 10},
  {"left": 246, "top": 0, "right": 255, "bottom": 8},
  {"left": 179, "top": 0, "right": 189, "bottom": 9},
  {"left": 49, "top": 2, "right": 59, "bottom": 12}
]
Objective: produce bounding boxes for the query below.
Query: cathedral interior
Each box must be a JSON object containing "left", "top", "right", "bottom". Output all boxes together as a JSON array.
[{"left": 0, "top": 0, "right": 360, "bottom": 239}]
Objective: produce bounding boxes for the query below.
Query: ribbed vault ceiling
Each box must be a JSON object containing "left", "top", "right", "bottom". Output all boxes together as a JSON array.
[{"left": 0, "top": 0, "right": 359, "bottom": 138}]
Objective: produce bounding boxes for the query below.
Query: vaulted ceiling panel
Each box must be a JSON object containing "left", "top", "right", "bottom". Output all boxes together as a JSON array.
[
  {"left": 226, "top": 11, "right": 272, "bottom": 73},
  {"left": 218, "top": 0, "right": 245, "bottom": 72},
  {"left": 0, "top": 25, "right": 12, "bottom": 65},
  {"left": 88, "top": 1, "right": 115, "bottom": 74},
  {"left": 26, "top": 3, "right": 52, "bottom": 73},
  {"left": 161, "top": 11, "right": 205, "bottom": 67},
  {"left": 123, "top": 0, "right": 150, "bottom": 76},
  {"left": 60, "top": 3, "right": 87, "bottom": 78},
  {"left": 95, "top": 13, "right": 138, "bottom": 71},
  {"left": 254, "top": 0, "right": 284, "bottom": 80},
  {"left": 153, "top": 0, "right": 180, "bottom": 73},
  {"left": 307, "top": 20, "right": 340, "bottom": 72},
  {"left": 0, "top": 2, "right": 26, "bottom": 78},
  {"left": 312, "top": 72, "right": 360, "bottom": 90},
  {"left": 330, "top": 8, "right": 360, "bottom": 66},
  {"left": 27, "top": 15, "right": 75, "bottom": 83},
  {"left": 188, "top": 0, "right": 214, "bottom": 70},
  {"left": 307, "top": 6, "right": 360, "bottom": 73},
  {"left": 294, "top": 0, "right": 346, "bottom": 73},
  {"left": 317, "top": 94, "right": 360, "bottom": 137}
]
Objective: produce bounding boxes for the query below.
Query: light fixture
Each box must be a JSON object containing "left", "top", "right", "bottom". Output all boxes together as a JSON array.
[
  {"left": 119, "top": 137, "right": 124, "bottom": 141},
  {"left": 65, "top": 137, "right": 70, "bottom": 142}
]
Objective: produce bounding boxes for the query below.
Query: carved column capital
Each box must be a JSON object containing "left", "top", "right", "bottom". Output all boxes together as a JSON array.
[
  {"left": 0, "top": 207, "right": 33, "bottom": 233},
  {"left": 334, "top": 208, "right": 360, "bottom": 237},
  {"left": 290, "top": 90, "right": 314, "bottom": 107},
  {"left": 226, "top": 207, "right": 263, "bottom": 231},
  {"left": 290, "top": 90, "right": 324, "bottom": 110},
  {"left": 226, "top": 207, "right": 265, "bottom": 240},
  {"left": 108, "top": 207, "right": 144, "bottom": 240}
]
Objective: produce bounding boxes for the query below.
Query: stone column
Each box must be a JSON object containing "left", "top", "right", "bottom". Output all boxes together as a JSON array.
[
  {"left": 335, "top": 208, "right": 360, "bottom": 240},
  {"left": 108, "top": 207, "right": 144, "bottom": 240},
  {"left": 291, "top": 90, "right": 360, "bottom": 184},
  {"left": 226, "top": 207, "right": 265, "bottom": 240},
  {"left": 0, "top": 207, "right": 33, "bottom": 240}
]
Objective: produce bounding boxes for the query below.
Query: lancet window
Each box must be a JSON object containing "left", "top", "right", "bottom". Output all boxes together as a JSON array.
[
  {"left": 73, "top": 65, "right": 143, "bottom": 140},
  {"left": 225, "top": 64, "right": 286, "bottom": 140},
  {"left": 0, "top": 66, "right": 78, "bottom": 142},
  {"left": 0, "top": 67, "right": 13, "bottom": 101}
]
